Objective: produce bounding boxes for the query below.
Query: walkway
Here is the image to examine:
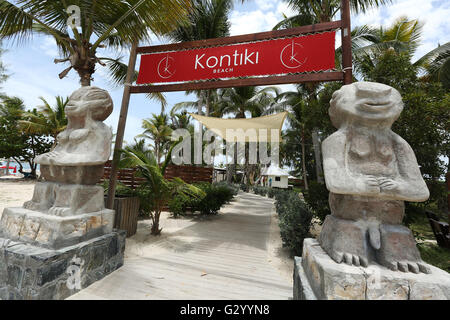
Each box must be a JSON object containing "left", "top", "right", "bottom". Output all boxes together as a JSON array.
[{"left": 69, "top": 192, "right": 293, "bottom": 300}]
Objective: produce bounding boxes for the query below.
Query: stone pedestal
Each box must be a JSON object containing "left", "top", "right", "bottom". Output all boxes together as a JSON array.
[
  {"left": 0, "top": 230, "right": 125, "bottom": 300},
  {"left": 294, "top": 239, "right": 450, "bottom": 300},
  {"left": 0, "top": 207, "right": 114, "bottom": 250}
]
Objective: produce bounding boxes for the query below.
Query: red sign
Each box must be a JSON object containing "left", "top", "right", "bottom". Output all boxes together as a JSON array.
[{"left": 137, "top": 31, "right": 335, "bottom": 84}]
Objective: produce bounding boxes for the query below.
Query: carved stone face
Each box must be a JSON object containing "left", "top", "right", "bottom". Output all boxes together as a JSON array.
[
  {"left": 329, "top": 82, "right": 403, "bottom": 128},
  {"left": 66, "top": 86, "right": 113, "bottom": 121}
]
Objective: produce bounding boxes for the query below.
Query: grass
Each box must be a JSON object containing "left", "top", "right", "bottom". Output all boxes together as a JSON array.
[
  {"left": 417, "top": 242, "right": 450, "bottom": 272},
  {"left": 406, "top": 204, "right": 450, "bottom": 271}
]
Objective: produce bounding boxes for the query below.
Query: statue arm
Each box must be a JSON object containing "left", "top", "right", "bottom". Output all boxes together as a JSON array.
[
  {"left": 322, "top": 131, "right": 380, "bottom": 196},
  {"left": 382, "top": 134, "right": 429, "bottom": 202}
]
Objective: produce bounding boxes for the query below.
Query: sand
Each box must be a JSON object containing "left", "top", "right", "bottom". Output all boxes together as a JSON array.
[{"left": 0, "top": 179, "right": 36, "bottom": 219}]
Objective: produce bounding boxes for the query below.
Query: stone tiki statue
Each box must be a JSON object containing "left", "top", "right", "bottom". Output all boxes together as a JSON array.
[
  {"left": 320, "top": 82, "right": 430, "bottom": 274},
  {"left": 0, "top": 86, "right": 115, "bottom": 249}
]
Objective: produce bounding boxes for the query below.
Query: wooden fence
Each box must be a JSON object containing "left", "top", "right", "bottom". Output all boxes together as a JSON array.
[{"left": 102, "top": 161, "right": 213, "bottom": 189}]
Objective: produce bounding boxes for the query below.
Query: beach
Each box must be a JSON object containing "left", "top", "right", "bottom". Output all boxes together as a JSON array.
[{"left": 0, "top": 179, "right": 36, "bottom": 219}]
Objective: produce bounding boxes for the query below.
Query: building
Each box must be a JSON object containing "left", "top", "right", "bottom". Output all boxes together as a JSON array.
[{"left": 260, "top": 165, "right": 289, "bottom": 189}]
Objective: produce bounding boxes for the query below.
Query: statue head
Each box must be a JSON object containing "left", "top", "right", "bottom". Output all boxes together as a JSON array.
[
  {"left": 66, "top": 86, "right": 113, "bottom": 121},
  {"left": 329, "top": 82, "right": 403, "bottom": 129}
]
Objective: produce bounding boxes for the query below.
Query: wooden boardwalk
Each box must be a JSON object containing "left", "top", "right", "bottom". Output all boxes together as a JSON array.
[{"left": 69, "top": 192, "right": 293, "bottom": 300}]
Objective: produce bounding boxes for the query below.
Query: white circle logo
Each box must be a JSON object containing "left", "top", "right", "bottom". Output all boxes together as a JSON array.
[
  {"left": 157, "top": 54, "right": 176, "bottom": 79},
  {"left": 280, "top": 40, "right": 307, "bottom": 69}
]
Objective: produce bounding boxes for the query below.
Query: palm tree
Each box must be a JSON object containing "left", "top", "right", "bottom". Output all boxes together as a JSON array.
[
  {"left": 120, "top": 139, "right": 203, "bottom": 235},
  {"left": 265, "top": 86, "right": 311, "bottom": 189},
  {"left": 353, "top": 17, "right": 424, "bottom": 76},
  {"left": 0, "top": 0, "right": 192, "bottom": 87},
  {"left": 414, "top": 42, "right": 450, "bottom": 90},
  {"left": 170, "top": 111, "right": 193, "bottom": 130},
  {"left": 167, "top": 0, "right": 234, "bottom": 117},
  {"left": 139, "top": 113, "right": 173, "bottom": 165},
  {"left": 216, "top": 86, "right": 279, "bottom": 184},
  {"left": 0, "top": 41, "right": 7, "bottom": 88},
  {"left": 19, "top": 96, "right": 68, "bottom": 146},
  {"left": 0, "top": 95, "right": 24, "bottom": 174},
  {"left": 277, "top": 0, "right": 392, "bottom": 25}
]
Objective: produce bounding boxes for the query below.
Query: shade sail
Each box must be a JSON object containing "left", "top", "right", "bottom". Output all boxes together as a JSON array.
[{"left": 189, "top": 112, "right": 288, "bottom": 142}]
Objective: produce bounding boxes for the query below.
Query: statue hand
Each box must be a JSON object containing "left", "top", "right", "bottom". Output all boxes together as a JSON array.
[
  {"left": 378, "top": 178, "right": 401, "bottom": 192},
  {"left": 359, "top": 175, "right": 381, "bottom": 194}
]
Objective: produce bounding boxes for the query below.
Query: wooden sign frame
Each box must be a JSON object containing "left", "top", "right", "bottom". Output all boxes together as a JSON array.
[{"left": 106, "top": 0, "right": 352, "bottom": 209}]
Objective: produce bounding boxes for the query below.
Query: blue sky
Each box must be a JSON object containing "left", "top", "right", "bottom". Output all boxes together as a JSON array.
[{"left": 1, "top": 0, "right": 449, "bottom": 144}]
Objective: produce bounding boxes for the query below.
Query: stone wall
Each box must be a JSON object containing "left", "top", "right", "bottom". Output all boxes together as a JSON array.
[{"left": 0, "top": 229, "right": 125, "bottom": 300}]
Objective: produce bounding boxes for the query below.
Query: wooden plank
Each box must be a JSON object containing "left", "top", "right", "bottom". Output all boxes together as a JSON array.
[
  {"left": 130, "top": 72, "right": 343, "bottom": 93},
  {"left": 69, "top": 193, "right": 292, "bottom": 300},
  {"left": 136, "top": 21, "right": 342, "bottom": 54}
]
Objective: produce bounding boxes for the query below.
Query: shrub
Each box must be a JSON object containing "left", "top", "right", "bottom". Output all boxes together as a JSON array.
[
  {"left": 252, "top": 185, "right": 269, "bottom": 196},
  {"left": 303, "top": 181, "right": 331, "bottom": 224},
  {"left": 274, "top": 189, "right": 292, "bottom": 215},
  {"left": 101, "top": 180, "right": 137, "bottom": 198},
  {"left": 168, "top": 182, "right": 237, "bottom": 216},
  {"left": 195, "top": 182, "right": 236, "bottom": 215},
  {"left": 240, "top": 183, "right": 249, "bottom": 192},
  {"left": 267, "top": 187, "right": 277, "bottom": 198},
  {"left": 168, "top": 192, "right": 195, "bottom": 218},
  {"left": 277, "top": 191, "right": 314, "bottom": 256}
]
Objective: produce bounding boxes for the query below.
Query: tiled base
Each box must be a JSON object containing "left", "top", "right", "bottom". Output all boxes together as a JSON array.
[{"left": 0, "top": 230, "right": 125, "bottom": 300}]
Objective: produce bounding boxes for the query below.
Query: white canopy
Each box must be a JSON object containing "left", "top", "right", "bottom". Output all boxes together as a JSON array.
[{"left": 261, "top": 165, "right": 289, "bottom": 176}]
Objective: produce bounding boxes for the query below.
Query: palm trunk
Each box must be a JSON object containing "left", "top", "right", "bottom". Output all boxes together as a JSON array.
[
  {"left": 301, "top": 128, "right": 309, "bottom": 190},
  {"left": 312, "top": 128, "right": 324, "bottom": 183},
  {"left": 205, "top": 90, "right": 211, "bottom": 116}
]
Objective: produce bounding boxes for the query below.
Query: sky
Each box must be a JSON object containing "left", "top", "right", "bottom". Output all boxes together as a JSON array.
[{"left": 0, "top": 0, "right": 449, "bottom": 145}]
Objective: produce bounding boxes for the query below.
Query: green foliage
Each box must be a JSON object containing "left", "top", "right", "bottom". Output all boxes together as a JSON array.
[
  {"left": 417, "top": 243, "right": 450, "bottom": 272},
  {"left": 119, "top": 140, "right": 203, "bottom": 234},
  {"left": 0, "top": 42, "right": 7, "bottom": 88},
  {"left": 303, "top": 181, "right": 330, "bottom": 223},
  {"left": 0, "top": 0, "right": 192, "bottom": 88},
  {"left": 239, "top": 183, "right": 249, "bottom": 192},
  {"left": 274, "top": 189, "right": 292, "bottom": 214},
  {"left": 101, "top": 180, "right": 137, "bottom": 198},
  {"left": 19, "top": 96, "right": 68, "bottom": 141},
  {"left": 168, "top": 181, "right": 236, "bottom": 216},
  {"left": 195, "top": 182, "right": 235, "bottom": 215},
  {"left": 0, "top": 96, "right": 52, "bottom": 178},
  {"left": 252, "top": 185, "right": 269, "bottom": 196},
  {"left": 360, "top": 50, "right": 450, "bottom": 206},
  {"left": 139, "top": 113, "right": 173, "bottom": 165},
  {"left": 274, "top": 189, "right": 313, "bottom": 256}
]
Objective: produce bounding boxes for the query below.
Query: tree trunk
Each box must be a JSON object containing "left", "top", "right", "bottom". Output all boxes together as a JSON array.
[
  {"left": 205, "top": 90, "right": 211, "bottom": 116},
  {"left": 80, "top": 75, "right": 91, "bottom": 86},
  {"left": 4, "top": 158, "right": 10, "bottom": 175},
  {"left": 301, "top": 129, "right": 309, "bottom": 190},
  {"left": 312, "top": 128, "right": 324, "bottom": 183},
  {"left": 12, "top": 157, "right": 24, "bottom": 174}
]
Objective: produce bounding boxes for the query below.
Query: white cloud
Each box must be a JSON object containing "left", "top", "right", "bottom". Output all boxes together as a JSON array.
[
  {"left": 38, "top": 36, "right": 59, "bottom": 58},
  {"left": 230, "top": 10, "right": 279, "bottom": 35},
  {"left": 275, "top": 1, "right": 297, "bottom": 18},
  {"left": 255, "top": 0, "right": 277, "bottom": 11}
]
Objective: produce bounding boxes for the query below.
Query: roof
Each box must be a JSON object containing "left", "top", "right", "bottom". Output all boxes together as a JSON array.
[{"left": 261, "top": 165, "right": 289, "bottom": 176}]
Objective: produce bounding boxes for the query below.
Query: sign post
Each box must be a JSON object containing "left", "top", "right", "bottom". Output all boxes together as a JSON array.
[
  {"left": 341, "top": 0, "right": 353, "bottom": 84},
  {"left": 106, "top": 41, "right": 138, "bottom": 209},
  {"left": 106, "top": 0, "right": 353, "bottom": 208}
]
